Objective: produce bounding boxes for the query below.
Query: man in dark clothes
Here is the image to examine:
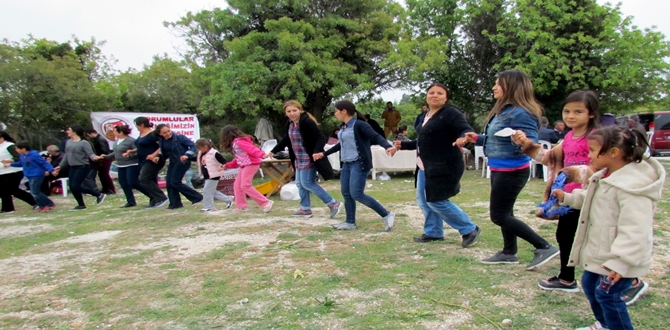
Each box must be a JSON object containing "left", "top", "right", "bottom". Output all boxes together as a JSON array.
[
  {"left": 553, "top": 120, "right": 567, "bottom": 140},
  {"left": 85, "top": 129, "right": 116, "bottom": 194},
  {"left": 414, "top": 105, "right": 428, "bottom": 130},
  {"left": 41, "top": 145, "right": 69, "bottom": 195},
  {"left": 364, "top": 114, "right": 386, "bottom": 138},
  {"left": 538, "top": 117, "right": 559, "bottom": 143}
]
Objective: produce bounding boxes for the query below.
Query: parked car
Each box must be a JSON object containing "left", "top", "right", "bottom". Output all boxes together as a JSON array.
[{"left": 650, "top": 111, "right": 670, "bottom": 156}]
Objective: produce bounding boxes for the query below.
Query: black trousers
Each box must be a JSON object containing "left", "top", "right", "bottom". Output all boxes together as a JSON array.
[
  {"left": 139, "top": 159, "right": 167, "bottom": 205},
  {"left": 0, "top": 171, "right": 36, "bottom": 212},
  {"left": 556, "top": 209, "right": 580, "bottom": 282},
  {"left": 490, "top": 168, "right": 551, "bottom": 254},
  {"left": 69, "top": 165, "right": 102, "bottom": 207}
]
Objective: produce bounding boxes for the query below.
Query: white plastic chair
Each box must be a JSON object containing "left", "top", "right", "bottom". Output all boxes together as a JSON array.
[
  {"left": 474, "top": 146, "right": 486, "bottom": 170},
  {"left": 530, "top": 140, "right": 552, "bottom": 181},
  {"left": 56, "top": 177, "right": 69, "bottom": 197},
  {"left": 258, "top": 139, "right": 278, "bottom": 178}
]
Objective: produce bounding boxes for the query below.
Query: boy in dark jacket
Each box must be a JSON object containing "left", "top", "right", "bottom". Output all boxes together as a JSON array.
[{"left": 2, "top": 141, "right": 57, "bottom": 212}]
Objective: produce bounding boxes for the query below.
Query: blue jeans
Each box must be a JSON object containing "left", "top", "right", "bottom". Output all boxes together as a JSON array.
[
  {"left": 582, "top": 271, "right": 634, "bottom": 330},
  {"left": 28, "top": 177, "right": 54, "bottom": 208},
  {"left": 166, "top": 160, "right": 203, "bottom": 208},
  {"left": 340, "top": 160, "right": 389, "bottom": 224},
  {"left": 416, "top": 170, "right": 476, "bottom": 237},
  {"left": 69, "top": 165, "right": 102, "bottom": 207},
  {"left": 118, "top": 165, "right": 151, "bottom": 205},
  {"left": 295, "top": 167, "right": 336, "bottom": 210}
]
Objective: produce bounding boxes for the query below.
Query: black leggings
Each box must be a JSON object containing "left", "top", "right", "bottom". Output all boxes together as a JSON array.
[
  {"left": 0, "top": 171, "right": 35, "bottom": 212},
  {"left": 490, "top": 168, "right": 551, "bottom": 255},
  {"left": 556, "top": 210, "right": 580, "bottom": 282}
]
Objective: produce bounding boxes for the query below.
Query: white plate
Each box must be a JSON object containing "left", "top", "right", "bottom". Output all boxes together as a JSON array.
[{"left": 494, "top": 127, "right": 516, "bottom": 137}]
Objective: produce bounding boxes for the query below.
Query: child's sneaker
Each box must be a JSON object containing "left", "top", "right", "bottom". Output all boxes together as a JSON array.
[
  {"left": 291, "top": 209, "right": 313, "bottom": 218},
  {"left": 226, "top": 201, "right": 233, "bottom": 209},
  {"left": 537, "top": 276, "right": 579, "bottom": 293},
  {"left": 575, "top": 321, "right": 607, "bottom": 330},
  {"left": 262, "top": 200, "right": 274, "bottom": 213},
  {"left": 621, "top": 279, "right": 649, "bottom": 306}
]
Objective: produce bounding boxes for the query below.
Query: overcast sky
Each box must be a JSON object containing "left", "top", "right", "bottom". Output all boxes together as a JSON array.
[{"left": 1, "top": 0, "right": 668, "bottom": 101}]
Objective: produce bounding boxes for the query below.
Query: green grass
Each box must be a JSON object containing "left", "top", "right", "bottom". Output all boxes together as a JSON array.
[{"left": 1, "top": 162, "right": 670, "bottom": 329}]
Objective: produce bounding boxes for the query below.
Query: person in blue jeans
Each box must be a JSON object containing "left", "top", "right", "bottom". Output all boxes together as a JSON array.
[
  {"left": 268, "top": 100, "right": 341, "bottom": 219},
  {"left": 148, "top": 124, "right": 202, "bottom": 209},
  {"left": 314, "top": 100, "right": 396, "bottom": 231},
  {"left": 98, "top": 125, "right": 151, "bottom": 208},
  {"left": 460, "top": 69, "right": 558, "bottom": 270},
  {"left": 395, "top": 83, "right": 481, "bottom": 247},
  {"left": 3, "top": 141, "right": 57, "bottom": 212}
]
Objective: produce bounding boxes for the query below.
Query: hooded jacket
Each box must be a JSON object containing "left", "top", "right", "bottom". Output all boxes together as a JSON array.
[
  {"left": 225, "top": 136, "right": 265, "bottom": 168},
  {"left": 10, "top": 150, "right": 54, "bottom": 178},
  {"left": 564, "top": 157, "right": 666, "bottom": 278}
]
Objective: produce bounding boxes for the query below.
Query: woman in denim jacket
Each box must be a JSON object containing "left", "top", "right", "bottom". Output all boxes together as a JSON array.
[
  {"left": 459, "top": 69, "right": 559, "bottom": 270},
  {"left": 149, "top": 124, "right": 203, "bottom": 209}
]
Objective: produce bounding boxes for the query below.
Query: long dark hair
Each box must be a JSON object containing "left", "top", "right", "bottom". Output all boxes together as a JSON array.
[
  {"left": 154, "top": 124, "right": 169, "bottom": 137},
  {"left": 562, "top": 90, "right": 601, "bottom": 133},
  {"left": 219, "top": 125, "right": 250, "bottom": 152},
  {"left": 334, "top": 100, "right": 366, "bottom": 121},
  {"left": 134, "top": 116, "right": 153, "bottom": 128},
  {"left": 0, "top": 130, "right": 16, "bottom": 143},
  {"left": 487, "top": 69, "right": 542, "bottom": 123}
]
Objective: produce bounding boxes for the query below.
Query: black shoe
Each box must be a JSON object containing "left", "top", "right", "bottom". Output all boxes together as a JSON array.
[
  {"left": 167, "top": 205, "right": 183, "bottom": 210},
  {"left": 152, "top": 199, "right": 169, "bottom": 208},
  {"left": 143, "top": 204, "right": 154, "bottom": 209},
  {"left": 120, "top": 203, "right": 137, "bottom": 208},
  {"left": 413, "top": 234, "right": 445, "bottom": 243},
  {"left": 538, "top": 276, "right": 579, "bottom": 293},
  {"left": 96, "top": 193, "right": 106, "bottom": 205},
  {"left": 70, "top": 205, "right": 87, "bottom": 211},
  {"left": 480, "top": 251, "right": 519, "bottom": 264},
  {"left": 461, "top": 226, "right": 481, "bottom": 248}
]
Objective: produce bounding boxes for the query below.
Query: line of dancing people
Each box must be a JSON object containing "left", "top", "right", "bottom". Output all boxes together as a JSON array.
[{"left": 1, "top": 69, "right": 663, "bottom": 329}]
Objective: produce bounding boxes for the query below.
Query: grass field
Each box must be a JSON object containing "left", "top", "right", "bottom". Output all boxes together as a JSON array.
[{"left": 1, "top": 162, "right": 669, "bottom": 329}]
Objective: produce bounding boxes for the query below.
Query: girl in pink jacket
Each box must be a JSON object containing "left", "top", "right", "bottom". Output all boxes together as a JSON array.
[{"left": 220, "top": 125, "right": 273, "bottom": 212}]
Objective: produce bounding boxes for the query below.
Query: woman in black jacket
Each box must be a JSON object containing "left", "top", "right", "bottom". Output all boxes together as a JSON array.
[
  {"left": 314, "top": 100, "right": 397, "bottom": 231},
  {"left": 267, "top": 100, "right": 342, "bottom": 219},
  {"left": 394, "top": 83, "right": 480, "bottom": 247}
]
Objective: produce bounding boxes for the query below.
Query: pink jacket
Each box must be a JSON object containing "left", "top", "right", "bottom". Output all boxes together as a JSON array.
[{"left": 226, "top": 136, "right": 265, "bottom": 168}]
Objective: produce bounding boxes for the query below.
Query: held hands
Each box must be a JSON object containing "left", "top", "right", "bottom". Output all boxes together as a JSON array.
[
  {"left": 551, "top": 189, "right": 565, "bottom": 202},
  {"left": 2, "top": 159, "right": 13, "bottom": 165},
  {"left": 179, "top": 155, "right": 188, "bottom": 162},
  {"left": 150, "top": 156, "right": 159, "bottom": 164},
  {"left": 393, "top": 140, "right": 402, "bottom": 149},
  {"left": 121, "top": 152, "right": 131, "bottom": 158},
  {"left": 312, "top": 152, "right": 324, "bottom": 160},
  {"left": 453, "top": 132, "right": 477, "bottom": 147},
  {"left": 264, "top": 152, "right": 274, "bottom": 159},
  {"left": 385, "top": 147, "right": 397, "bottom": 157}
]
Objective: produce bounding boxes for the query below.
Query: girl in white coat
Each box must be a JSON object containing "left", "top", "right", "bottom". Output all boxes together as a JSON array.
[
  {"left": 554, "top": 126, "right": 665, "bottom": 330},
  {"left": 196, "top": 139, "right": 233, "bottom": 212}
]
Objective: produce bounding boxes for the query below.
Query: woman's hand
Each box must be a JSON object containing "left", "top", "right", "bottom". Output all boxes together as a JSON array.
[
  {"left": 393, "top": 140, "right": 402, "bottom": 149},
  {"left": 121, "top": 152, "right": 131, "bottom": 158},
  {"left": 220, "top": 164, "right": 227, "bottom": 170},
  {"left": 455, "top": 132, "right": 477, "bottom": 147},
  {"left": 312, "top": 152, "right": 324, "bottom": 160},
  {"left": 511, "top": 130, "right": 532, "bottom": 147},
  {"left": 179, "top": 155, "right": 188, "bottom": 162},
  {"left": 385, "top": 147, "right": 397, "bottom": 157},
  {"left": 552, "top": 189, "right": 565, "bottom": 202},
  {"left": 264, "top": 152, "right": 273, "bottom": 159},
  {"left": 150, "top": 156, "right": 159, "bottom": 164},
  {"left": 603, "top": 267, "right": 622, "bottom": 284}
]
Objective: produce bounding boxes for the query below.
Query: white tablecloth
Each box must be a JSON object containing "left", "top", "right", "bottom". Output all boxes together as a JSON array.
[{"left": 324, "top": 145, "right": 416, "bottom": 179}]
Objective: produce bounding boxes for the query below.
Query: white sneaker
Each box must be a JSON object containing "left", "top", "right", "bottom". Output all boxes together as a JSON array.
[
  {"left": 382, "top": 212, "right": 395, "bottom": 232},
  {"left": 575, "top": 321, "right": 608, "bottom": 330},
  {"left": 262, "top": 200, "right": 274, "bottom": 213}
]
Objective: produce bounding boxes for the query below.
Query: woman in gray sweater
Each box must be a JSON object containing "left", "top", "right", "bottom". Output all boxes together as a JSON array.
[
  {"left": 99, "top": 125, "right": 150, "bottom": 208},
  {"left": 56, "top": 125, "right": 106, "bottom": 210}
]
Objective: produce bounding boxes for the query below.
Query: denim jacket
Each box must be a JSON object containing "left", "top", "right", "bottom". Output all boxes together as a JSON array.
[
  {"left": 476, "top": 105, "right": 539, "bottom": 159},
  {"left": 159, "top": 133, "right": 196, "bottom": 162}
]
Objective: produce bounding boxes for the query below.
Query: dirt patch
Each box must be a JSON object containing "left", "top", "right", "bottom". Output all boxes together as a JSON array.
[
  {"left": 0, "top": 216, "right": 41, "bottom": 224},
  {"left": 0, "top": 224, "right": 56, "bottom": 238},
  {"left": 132, "top": 232, "right": 279, "bottom": 259},
  {"left": 50, "top": 230, "right": 124, "bottom": 245}
]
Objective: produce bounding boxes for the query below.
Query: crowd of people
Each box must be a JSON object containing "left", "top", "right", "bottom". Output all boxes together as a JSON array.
[{"left": 0, "top": 68, "right": 664, "bottom": 330}]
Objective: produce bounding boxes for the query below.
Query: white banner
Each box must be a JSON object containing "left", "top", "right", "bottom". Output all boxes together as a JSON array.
[{"left": 90, "top": 112, "right": 200, "bottom": 147}]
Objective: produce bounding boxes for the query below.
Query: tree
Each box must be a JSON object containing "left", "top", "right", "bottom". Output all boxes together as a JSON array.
[
  {"left": 167, "top": 0, "right": 405, "bottom": 126},
  {"left": 489, "top": 0, "right": 670, "bottom": 117},
  {"left": 0, "top": 38, "right": 109, "bottom": 148},
  {"left": 105, "top": 56, "right": 202, "bottom": 114}
]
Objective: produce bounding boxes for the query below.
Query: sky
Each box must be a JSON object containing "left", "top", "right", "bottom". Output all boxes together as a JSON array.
[{"left": 1, "top": 0, "right": 668, "bottom": 102}]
